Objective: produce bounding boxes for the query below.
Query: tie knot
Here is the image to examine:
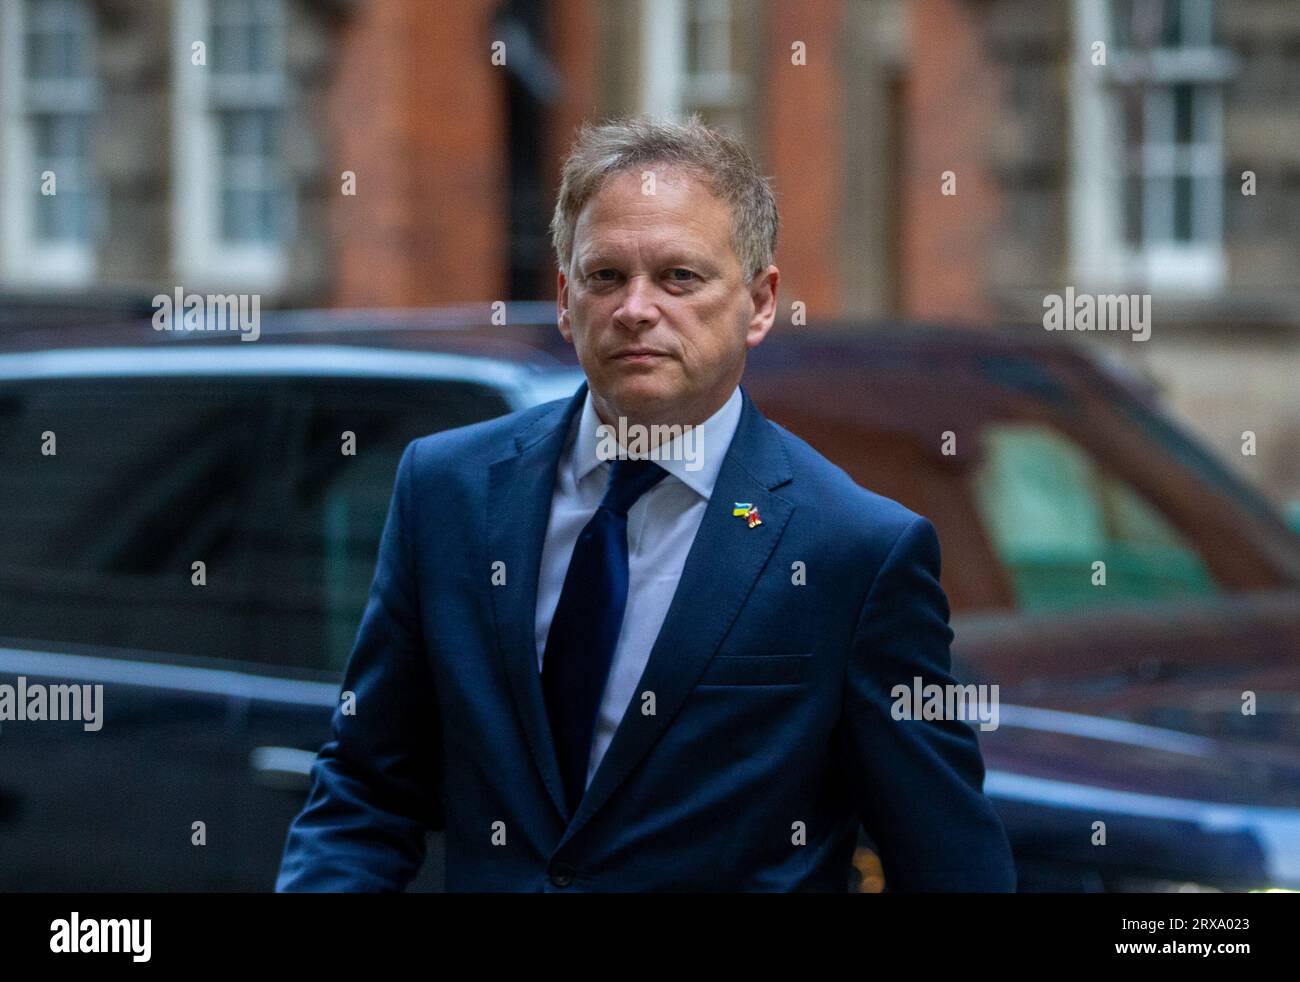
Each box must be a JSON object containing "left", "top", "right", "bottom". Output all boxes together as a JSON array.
[{"left": 599, "top": 456, "right": 668, "bottom": 516}]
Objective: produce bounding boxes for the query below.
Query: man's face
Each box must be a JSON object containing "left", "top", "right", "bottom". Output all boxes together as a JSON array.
[{"left": 557, "top": 165, "right": 778, "bottom": 428}]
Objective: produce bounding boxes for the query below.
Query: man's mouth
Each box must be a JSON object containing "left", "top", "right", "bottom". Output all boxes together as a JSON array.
[{"left": 610, "top": 348, "right": 668, "bottom": 363}]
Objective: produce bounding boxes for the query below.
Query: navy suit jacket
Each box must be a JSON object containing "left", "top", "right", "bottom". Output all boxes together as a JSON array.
[{"left": 276, "top": 380, "right": 1017, "bottom": 891}]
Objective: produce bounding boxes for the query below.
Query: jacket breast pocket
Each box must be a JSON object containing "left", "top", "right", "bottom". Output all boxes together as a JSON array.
[{"left": 696, "top": 653, "right": 810, "bottom": 687}]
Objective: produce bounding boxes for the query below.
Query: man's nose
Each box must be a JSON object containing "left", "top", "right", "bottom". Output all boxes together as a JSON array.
[{"left": 614, "top": 275, "right": 661, "bottom": 330}]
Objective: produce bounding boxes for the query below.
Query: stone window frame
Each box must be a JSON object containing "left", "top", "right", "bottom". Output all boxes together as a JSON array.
[
  {"left": 638, "top": 0, "right": 753, "bottom": 138},
  {"left": 1070, "top": 0, "right": 1235, "bottom": 295},
  {"left": 0, "top": 0, "right": 99, "bottom": 287},
  {"left": 172, "top": 0, "right": 293, "bottom": 292}
]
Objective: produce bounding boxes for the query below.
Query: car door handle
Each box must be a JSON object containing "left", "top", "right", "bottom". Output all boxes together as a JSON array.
[{"left": 248, "top": 746, "right": 317, "bottom": 792}]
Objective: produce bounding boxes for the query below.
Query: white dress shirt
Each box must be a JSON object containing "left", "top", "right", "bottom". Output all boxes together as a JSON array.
[{"left": 535, "top": 384, "right": 744, "bottom": 790}]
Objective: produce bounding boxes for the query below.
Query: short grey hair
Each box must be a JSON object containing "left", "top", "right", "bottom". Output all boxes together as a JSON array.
[{"left": 550, "top": 114, "right": 779, "bottom": 282}]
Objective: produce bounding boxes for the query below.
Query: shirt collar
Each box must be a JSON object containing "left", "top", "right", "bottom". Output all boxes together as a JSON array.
[{"left": 571, "top": 385, "right": 743, "bottom": 500}]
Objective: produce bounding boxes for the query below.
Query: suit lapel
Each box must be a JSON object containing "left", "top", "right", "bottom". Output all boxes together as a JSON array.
[
  {"left": 487, "top": 381, "right": 588, "bottom": 822},
  {"left": 556, "top": 384, "right": 795, "bottom": 846}
]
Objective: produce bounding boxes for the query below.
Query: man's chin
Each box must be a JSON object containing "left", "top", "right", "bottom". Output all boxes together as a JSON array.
[{"left": 593, "top": 377, "right": 681, "bottom": 423}]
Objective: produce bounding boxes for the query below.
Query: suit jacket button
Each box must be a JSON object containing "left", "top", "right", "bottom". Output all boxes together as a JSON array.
[{"left": 550, "top": 863, "right": 575, "bottom": 888}]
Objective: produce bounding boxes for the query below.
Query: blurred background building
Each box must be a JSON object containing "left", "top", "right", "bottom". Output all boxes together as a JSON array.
[{"left": 0, "top": 0, "right": 1296, "bottom": 504}]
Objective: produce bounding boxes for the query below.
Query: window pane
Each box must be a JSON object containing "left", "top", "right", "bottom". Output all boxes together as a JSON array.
[
  {"left": 686, "top": 0, "right": 732, "bottom": 76},
  {"left": 205, "top": 0, "right": 288, "bottom": 247},
  {"left": 1111, "top": 0, "right": 1134, "bottom": 50},
  {"left": 33, "top": 190, "right": 57, "bottom": 240},
  {"left": 971, "top": 423, "right": 1219, "bottom": 611},
  {"left": 211, "top": 0, "right": 281, "bottom": 78},
  {"left": 1111, "top": 0, "right": 1172, "bottom": 51},
  {"left": 1192, "top": 174, "right": 1217, "bottom": 240},
  {"left": 1108, "top": 4, "right": 1222, "bottom": 254},
  {"left": 0, "top": 375, "right": 517, "bottom": 674},
  {"left": 23, "top": 0, "right": 93, "bottom": 80},
  {"left": 1144, "top": 85, "right": 1173, "bottom": 147},
  {"left": 256, "top": 189, "right": 279, "bottom": 241},
  {"left": 685, "top": 10, "right": 703, "bottom": 75},
  {"left": 248, "top": 21, "right": 275, "bottom": 75},
  {"left": 1182, "top": 0, "right": 1214, "bottom": 45},
  {"left": 219, "top": 109, "right": 274, "bottom": 157},
  {"left": 1124, "top": 173, "right": 1144, "bottom": 245},
  {"left": 1160, "top": 0, "right": 1183, "bottom": 46},
  {"left": 220, "top": 189, "right": 249, "bottom": 241},
  {"left": 241, "top": 380, "right": 513, "bottom": 671},
  {"left": 30, "top": 113, "right": 91, "bottom": 244},
  {"left": 34, "top": 185, "right": 89, "bottom": 241},
  {"left": 217, "top": 110, "right": 282, "bottom": 243},
  {"left": 1145, "top": 175, "right": 1174, "bottom": 243},
  {"left": 0, "top": 380, "right": 270, "bottom": 663},
  {"left": 25, "top": 31, "right": 53, "bottom": 79},
  {"left": 1173, "top": 173, "right": 1194, "bottom": 241},
  {"left": 1173, "top": 83, "right": 1195, "bottom": 144},
  {"left": 21, "top": 1, "right": 96, "bottom": 247},
  {"left": 212, "top": 24, "right": 249, "bottom": 75}
]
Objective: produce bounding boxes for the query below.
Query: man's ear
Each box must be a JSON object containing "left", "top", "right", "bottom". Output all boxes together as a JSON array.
[
  {"left": 557, "top": 268, "right": 573, "bottom": 344},
  {"left": 745, "top": 265, "right": 779, "bottom": 348}
]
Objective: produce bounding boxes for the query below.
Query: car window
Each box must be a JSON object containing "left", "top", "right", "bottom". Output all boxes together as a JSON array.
[
  {"left": 0, "top": 378, "right": 272, "bottom": 660},
  {"left": 0, "top": 374, "right": 513, "bottom": 673},
  {"left": 971, "top": 421, "right": 1219, "bottom": 611},
  {"left": 243, "top": 378, "right": 512, "bottom": 673}
]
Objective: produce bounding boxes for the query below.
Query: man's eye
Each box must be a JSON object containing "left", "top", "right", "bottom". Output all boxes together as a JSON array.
[
  {"left": 589, "top": 269, "right": 618, "bottom": 281},
  {"left": 667, "top": 268, "right": 697, "bottom": 282}
]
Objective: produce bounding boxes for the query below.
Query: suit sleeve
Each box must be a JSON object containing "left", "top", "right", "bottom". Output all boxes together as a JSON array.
[
  {"left": 276, "top": 439, "right": 444, "bottom": 892},
  {"left": 836, "top": 515, "right": 1016, "bottom": 891}
]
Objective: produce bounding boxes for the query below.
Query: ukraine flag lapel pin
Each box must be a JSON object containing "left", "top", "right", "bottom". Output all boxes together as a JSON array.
[{"left": 732, "top": 502, "right": 762, "bottom": 528}]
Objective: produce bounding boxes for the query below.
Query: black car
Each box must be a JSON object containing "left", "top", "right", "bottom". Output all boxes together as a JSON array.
[{"left": 1, "top": 307, "right": 1297, "bottom": 891}]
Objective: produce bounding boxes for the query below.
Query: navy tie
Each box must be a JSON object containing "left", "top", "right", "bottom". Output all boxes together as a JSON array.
[{"left": 541, "top": 455, "right": 669, "bottom": 817}]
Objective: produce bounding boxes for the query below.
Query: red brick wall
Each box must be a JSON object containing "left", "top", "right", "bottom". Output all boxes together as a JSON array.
[
  {"left": 325, "top": 0, "right": 1005, "bottom": 319},
  {"left": 762, "top": 0, "right": 845, "bottom": 320},
  {"left": 898, "top": 0, "right": 999, "bottom": 322},
  {"left": 542, "top": 0, "right": 602, "bottom": 298},
  {"left": 328, "top": 0, "right": 507, "bottom": 306}
]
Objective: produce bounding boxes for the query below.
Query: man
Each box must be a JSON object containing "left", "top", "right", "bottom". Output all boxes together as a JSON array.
[{"left": 276, "top": 115, "right": 1016, "bottom": 892}]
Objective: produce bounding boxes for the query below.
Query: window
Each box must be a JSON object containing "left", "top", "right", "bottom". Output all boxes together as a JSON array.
[
  {"left": 971, "top": 422, "right": 1219, "bottom": 611},
  {"left": 0, "top": 379, "right": 272, "bottom": 663},
  {"left": 0, "top": 0, "right": 98, "bottom": 286},
  {"left": 640, "top": 0, "right": 751, "bottom": 138},
  {"left": 0, "top": 375, "right": 511, "bottom": 673},
  {"left": 1070, "top": 0, "right": 1233, "bottom": 293},
  {"left": 173, "top": 0, "right": 292, "bottom": 290},
  {"left": 243, "top": 379, "right": 512, "bottom": 672},
  {"left": 683, "top": 0, "right": 745, "bottom": 109}
]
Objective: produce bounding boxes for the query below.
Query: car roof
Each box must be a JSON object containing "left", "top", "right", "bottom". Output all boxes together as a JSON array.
[
  {"left": 0, "top": 301, "right": 1189, "bottom": 455},
  {"left": 0, "top": 301, "right": 1133, "bottom": 388},
  {"left": 2, "top": 303, "right": 1294, "bottom": 577}
]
